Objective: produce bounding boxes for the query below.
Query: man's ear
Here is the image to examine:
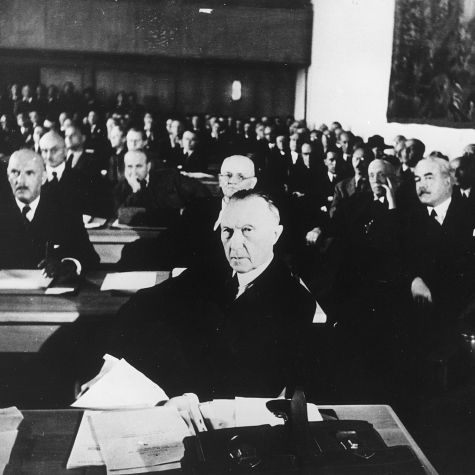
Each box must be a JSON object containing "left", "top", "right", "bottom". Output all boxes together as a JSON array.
[
  {"left": 273, "top": 224, "right": 284, "bottom": 244},
  {"left": 248, "top": 177, "right": 258, "bottom": 189}
]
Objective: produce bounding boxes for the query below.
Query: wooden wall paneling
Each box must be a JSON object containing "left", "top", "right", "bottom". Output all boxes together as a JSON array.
[
  {"left": 0, "top": 0, "right": 46, "bottom": 49},
  {"left": 40, "top": 66, "right": 86, "bottom": 91}
]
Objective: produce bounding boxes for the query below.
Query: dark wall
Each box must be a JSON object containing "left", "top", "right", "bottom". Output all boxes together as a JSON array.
[
  {"left": 0, "top": 0, "right": 312, "bottom": 65},
  {"left": 0, "top": 50, "right": 297, "bottom": 117}
]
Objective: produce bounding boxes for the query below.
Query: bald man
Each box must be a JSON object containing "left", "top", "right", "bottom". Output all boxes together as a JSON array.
[
  {"left": 114, "top": 150, "right": 209, "bottom": 226},
  {"left": 0, "top": 149, "right": 99, "bottom": 274}
]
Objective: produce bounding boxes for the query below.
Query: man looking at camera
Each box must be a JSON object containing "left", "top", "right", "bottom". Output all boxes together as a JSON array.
[{"left": 0, "top": 149, "right": 99, "bottom": 276}]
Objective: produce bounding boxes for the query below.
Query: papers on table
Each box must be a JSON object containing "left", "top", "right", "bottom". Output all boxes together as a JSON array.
[
  {"left": 0, "top": 269, "right": 52, "bottom": 292},
  {"left": 0, "top": 407, "right": 23, "bottom": 469},
  {"left": 100, "top": 272, "right": 158, "bottom": 293},
  {"left": 68, "top": 407, "right": 190, "bottom": 473},
  {"left": 72, "top": 357, "right": 168, "bottom": 410}
]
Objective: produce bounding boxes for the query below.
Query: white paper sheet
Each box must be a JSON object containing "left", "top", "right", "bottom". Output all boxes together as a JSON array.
[
  {"left": 90, "top": 407, "right": 190, "bottom": 473},
  {"left": 0, "top": 407, "right": 23, "bottom": 467},
  {"left": 67, "top": 411, "right": 104, "bottom": 469},
  {"left": 71, "top": 358, "right": 168, "bottom": 410},
  {"left": 100, "top": 272, "right": 158, "bottom": 292},
  {"left": 235, "top": 397, "right": 322, "bottom": 427},
  {"left": 0, "top": 269, "right": 52, "bottom": 290}
]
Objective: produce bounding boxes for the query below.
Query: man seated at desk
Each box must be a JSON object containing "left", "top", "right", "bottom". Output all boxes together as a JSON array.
[
  {"left": 0, "top": 149, "right": 99, "bottom": 275},
  {"left": 113, "top": 150, "right": 210, "bottom": 227},
  {"left": 84, "top": 190, "right": 317, "bottom": 400}
]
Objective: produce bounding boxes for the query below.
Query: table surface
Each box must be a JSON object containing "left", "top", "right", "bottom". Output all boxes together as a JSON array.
[
  {"left": 2, "top": 405, "right": 437, "bottom": 474},
  {"left": 0, "top": 271, "right": 170, "bottom": 353},
  {"left": 0, "top": 271, "right": 170, "bottom": 323}
]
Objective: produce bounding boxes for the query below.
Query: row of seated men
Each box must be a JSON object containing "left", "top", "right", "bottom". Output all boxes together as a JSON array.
[{"left": 1, "top": 115, "right": 475, "bottom": 410}]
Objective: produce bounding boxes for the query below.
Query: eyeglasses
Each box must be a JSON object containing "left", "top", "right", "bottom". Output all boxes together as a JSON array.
[{"left": 219, "top": 173, "right": 253, "bottom": 182}]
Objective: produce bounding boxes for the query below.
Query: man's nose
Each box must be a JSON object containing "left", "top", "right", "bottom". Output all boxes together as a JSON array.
[{"left": 229, "top": 230, "right": 244, "bottom": 247}]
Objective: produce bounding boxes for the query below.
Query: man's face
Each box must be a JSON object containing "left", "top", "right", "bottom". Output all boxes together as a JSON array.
[
  {"left": 110, "top": 127, "right": 125, "bottom": 149},
  {"left": 221, "top": 197, "right": 282, "bottom": 273},
  {"left": 29, "top": 111, "right": 39, "bottom": 125},
  {"left": 124, "top": 154, "right": 150, "bottom": 181},
  {"left": 339, "top": 133, "right": 351, "bottom": 154},
  {"left": 8, "top": 152, "right": 46, "bottom": 204},
  {"left": 276, "top": 135, "right": 287, "bottom": 151},
  {"left": 351, "top": 148, "right": 369, "bottom": 175},
  {"left": 144, "top": 113, "right": 153, "bottom": 128},
  {"left": 65, "top": 127, "right": 84, "bottom": 152},
  {"left": 255, "top": 125, "right": 265, "bottom": 140},
  {"left": 264, "top": 127, "right": 275, "bottom": 144},
  {"left": 450, "top": 157, "right": 473, "bottom": 190},
  {"left": 87, "top": 111, "right": 98, "bottom": 125},
  {"left": 401, "top": 139, "right": 419, "bottom": 167},
  {"left": 368, "top": 160, "right": 389, "bottom": 197},
  {"left": 126, "top": 130, "right": 145, "bottom": 151},
  {"left": 415, "top": 159, "right": 452, "bottom": 207},
  {"left": 33, "top": 126, "right": 44, "bottom": 145},
  {"left": 40, "top": 134, "right": 66, "bottom": 168},
  {"left": 324, "top": 152, "right": 337, "bottom": 174},
  {"left": 219, "top": 157, "right": 256, "bottom": 199},
  {"left": 22, "top": 85, "right": 31, "bottom": 99},
  {"left": 289, "top": 134, "right": 298, "bottom": 152},
  {"left": 301, "top": 144, "right": 312, "bottom": 163},
  {"left": 182, "top": 131, "right": 197, "bottom": 152},
  {"left": 170, "top": 120, "right": 183, "bottom": 138}
]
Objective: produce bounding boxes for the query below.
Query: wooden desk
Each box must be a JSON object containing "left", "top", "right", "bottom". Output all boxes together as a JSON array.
[
  {"left": 0, "top": 271, "right": 170, "bottom": 353},
  {"left": 88, "top": 226, "right": 166, "bottom": 264},
  {"left": 3, "top": 405, "right": 437, "bottom": 474}
]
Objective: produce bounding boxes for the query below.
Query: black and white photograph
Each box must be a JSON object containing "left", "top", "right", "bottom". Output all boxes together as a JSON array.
[{"left": 0, "top": 0, "right": 475, "bottom": 473}]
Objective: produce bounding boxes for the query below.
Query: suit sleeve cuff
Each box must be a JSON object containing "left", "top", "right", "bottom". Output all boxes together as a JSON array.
[{"left": 61, "top": 257, "right": 82, "bottom": 275}]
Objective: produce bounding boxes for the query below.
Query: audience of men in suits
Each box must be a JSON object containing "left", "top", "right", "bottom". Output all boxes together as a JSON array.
[{"left": 3, "top": 80, "right": 475, "bottom": 406}]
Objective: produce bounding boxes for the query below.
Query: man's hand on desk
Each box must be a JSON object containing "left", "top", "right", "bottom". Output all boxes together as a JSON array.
[{"left": 38, "top": 257, "right": 78, "bottom": 279}]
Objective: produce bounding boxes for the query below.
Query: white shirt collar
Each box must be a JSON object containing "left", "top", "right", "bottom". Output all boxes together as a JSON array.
[
  {"left": 327, "top": 171, "right": 337, "bottom": 182},
  {"left": 428, "top": 196, "right": 451, "bottom": 224},
  {"left": 401, "top": 163, "right": 409, "bottom": 171},
  {"left": 46, "top": 161, "right": 66, "bottom": 181},
  {"left": 235, "top": 255, "right": 273, "bottom": 297},
  {"left": 461, "top": 187, "right": 471, "bottom": 198},
  {"left": 16, "top": 196, "right": 40, "bottom": 221}
]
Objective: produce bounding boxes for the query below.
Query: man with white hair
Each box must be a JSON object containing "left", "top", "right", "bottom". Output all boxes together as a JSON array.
[
  {"left": 405, "top": 156, "right": 475, "bottom": 315},
  {"left": 85, "top": 190, "right": 316, "bottom": 399}
]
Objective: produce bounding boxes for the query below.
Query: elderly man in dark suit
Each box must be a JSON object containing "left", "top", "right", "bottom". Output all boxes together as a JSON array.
[
  {"left": 82, "top": 190, "right": 317, "bottom": 400},
  {"left": 114, "top": 150, "right": 210, "bottom": 226},
  {"left": 450, "top": 154, "right": 475, "bottom": 214},
  {"left": 405, "top": 156, "right": 475, "bottom": 317},
  {"left": 0, "top": 149, "right": 99, "bottom": 275}
]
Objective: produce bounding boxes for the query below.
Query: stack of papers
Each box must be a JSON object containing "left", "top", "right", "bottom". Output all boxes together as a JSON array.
[
  {"left": 69, "top": 356, "right": 187, "bottom": 472},
  {"left": 68, "top": 407, "right": 190, "bottom": 474},
  {"left": 0, "top": 407, "right": 23, "bottom": 472}
]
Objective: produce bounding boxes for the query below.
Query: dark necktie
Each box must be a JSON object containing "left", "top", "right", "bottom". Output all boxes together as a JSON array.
[
  {"left": 430, "top": 208, "right": 439, "bottom": 224},
  {"left": 139, "top": 179, "right": 147, "bottom": 191},
  {"left": 224, "top": 274, "right": 239, "bottom": 303},
  {"left": 22, "top": 205, "right": 31, "bottom": 226},
  {"left": 356, "top": 178, "right": 366, "bottom": 192},
  {"left": 67, "top": 153, "right": 74, "bottom": 168},
  {"left": 51, "top": 171, "right": 59, "bottom": 185}
]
